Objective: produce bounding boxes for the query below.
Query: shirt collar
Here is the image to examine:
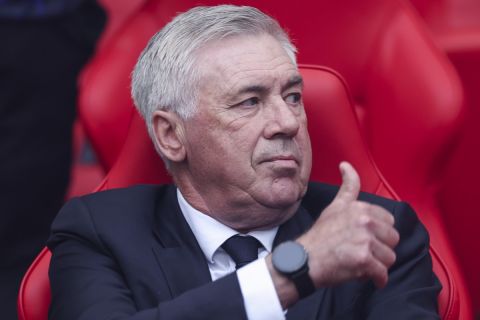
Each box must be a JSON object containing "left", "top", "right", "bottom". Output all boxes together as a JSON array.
[{"left": 177, "top": 188, "right": 278, "bottom": 263}]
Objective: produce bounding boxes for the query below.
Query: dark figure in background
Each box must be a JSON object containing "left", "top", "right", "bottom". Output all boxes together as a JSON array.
[{"left": 0, "top": 0, "right": 105, "bottom": 318}]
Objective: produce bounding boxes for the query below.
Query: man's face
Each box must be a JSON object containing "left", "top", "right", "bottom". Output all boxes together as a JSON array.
[{"left": 178, "top": 33, "right": 312, "bottom": 230}]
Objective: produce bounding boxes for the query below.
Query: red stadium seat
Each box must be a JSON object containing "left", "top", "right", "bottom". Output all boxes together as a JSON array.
[
  {"left": 96, "top": 0, "right": 145, "bottom": 45},
  {"left": 410, "top": 0, "right": 480, "bottom": 311},
  {"left": 18, "top": 66, "right": 470, "bottom": 320},
  {"left": 410, "top": 0, "right": 480, "bottom": 51},
  {"left": 78, "top": 0, "right": 167, "bottom": 170}
]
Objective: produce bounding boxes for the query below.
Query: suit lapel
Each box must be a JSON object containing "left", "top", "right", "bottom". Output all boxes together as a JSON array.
[
  {"left": 149, "top": 186, "right": 329, "bottom": 319},
  {"left": 151, "top": 186, "right": 211, "bottom": 298}
]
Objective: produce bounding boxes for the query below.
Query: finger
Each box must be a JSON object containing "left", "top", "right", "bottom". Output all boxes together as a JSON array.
[
  {"left": 369, "top": 220, "right": 400, "bottom": 249},
  {"left": 352, "top": 205, "right": 399, "bottom": 248},
  {"left": 354, "top": 202, "right": 395, "bottom": 226},
  {"left": 334, "top": 161, "right": 361, "bottom": 203},
  {"left": 371, "top": 238, "right": 397, "bottom": 269},
  {"left": 354, "top": 249, "right": 389, "bottom": 288},
  {"left": 366, "top": 258, "right": 389, "bottom": 288}
]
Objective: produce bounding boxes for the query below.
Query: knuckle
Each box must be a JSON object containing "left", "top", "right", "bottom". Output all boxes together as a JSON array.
[
  {"left": 371, "top": 266, "right": 388, "bottom": 288},
  {"left": 357, "top": 231, "right": 375, "bottom": 251},
  {"left": 387, "top": 252, "right": 397, "bottom": 267},
  {"left": 391, "top": 229, "right": 400, "bottom": 245},
  {"left": 356, "top": 213, "right": 374, "bottom": 228},
  {"left": 355, "top": 248, "right": 372, "bottom": 266},
  {"left": 355, "top": 229, "right": 371, "bottom": 244},
  {"left": 385, "top": 227, "right": 400, "bottom": 247},
  {"left": 355, "top": 268, "right": 367, "bottom": 279},
  {"left": 387, "top": 213, "right": 395, "bottom": 225},
  {"left": 356, "top": 202, "right": 371, "bottom": 212},
  {"left": 379, "top": 269, "right": 388, "bottom": 286},
  {"left": 379, "top": 208, "right": 394, "bottom": 225}
]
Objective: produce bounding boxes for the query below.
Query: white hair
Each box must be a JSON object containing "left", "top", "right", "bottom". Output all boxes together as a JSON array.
[{"left": 131, "top": 5, "right": 297, "bottom": 163}]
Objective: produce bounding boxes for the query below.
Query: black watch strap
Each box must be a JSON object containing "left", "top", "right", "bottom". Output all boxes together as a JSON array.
[
  {"left": 291, "top": 266, "right": 316, "bottom": 299},
  {"left": 272, "top": 241, "right": 316, "bottom": 299}
]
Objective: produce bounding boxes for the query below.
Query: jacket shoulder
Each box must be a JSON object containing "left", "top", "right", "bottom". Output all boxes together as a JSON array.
[
  {"left": 78, "top": 184, "right": 170, "bottom": 210},
  {"left": 48, "top": 184, "right": 175, "bottom": 250}
]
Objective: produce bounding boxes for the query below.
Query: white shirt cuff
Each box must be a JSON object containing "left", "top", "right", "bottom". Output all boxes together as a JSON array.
[{"left": 237, "top": 257, "right": 285, "bottom": 320}]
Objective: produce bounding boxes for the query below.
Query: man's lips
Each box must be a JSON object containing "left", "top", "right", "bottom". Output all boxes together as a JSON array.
[{"left": 260, "top": 154, "right": 299, "bottom": 164}]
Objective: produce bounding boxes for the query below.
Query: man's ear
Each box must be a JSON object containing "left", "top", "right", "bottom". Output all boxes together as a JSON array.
[{"left": 152, "top": 109, "right": 187, "bottom": 163}]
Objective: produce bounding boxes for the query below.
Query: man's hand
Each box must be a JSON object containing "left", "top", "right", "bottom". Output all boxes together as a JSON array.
[{"left": 297, "top": 161, "right": 400, "bottom": 288}]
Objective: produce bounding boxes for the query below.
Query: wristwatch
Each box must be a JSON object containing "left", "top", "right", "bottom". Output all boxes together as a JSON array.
[{"left": 272, "top": 240, "right": 316, "bottom": 299}]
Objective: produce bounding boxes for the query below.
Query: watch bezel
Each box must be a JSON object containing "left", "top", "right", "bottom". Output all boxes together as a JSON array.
[{"left": 272, "top": 240, "right": 309, "bottom": 275}]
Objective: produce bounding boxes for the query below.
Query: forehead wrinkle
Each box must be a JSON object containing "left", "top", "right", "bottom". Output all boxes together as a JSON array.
[
  {"left": 222, "top": 64, "right": 298, "bottom": 99},
  {"left": 220, "top": 49, "right": 294, "bottom": 74},
  {"left": 222, "top": 73, "right": 268, "bottom": 98},
  {"left": 196, "top": 36, "right": 297, "bottom": 102},
  {"left": 223, "top": 54, "right": 293, "bottom": 80}
]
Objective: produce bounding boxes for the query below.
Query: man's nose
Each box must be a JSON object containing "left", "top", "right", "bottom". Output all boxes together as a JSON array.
[{"left": 263, "top": 98, "right": 301, "bottom": 139}]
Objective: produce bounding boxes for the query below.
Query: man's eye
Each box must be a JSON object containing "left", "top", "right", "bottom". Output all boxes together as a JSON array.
[
  {"left": 284, "top": 92, "right": 301, "bottom": 105},
  {"left": 238, "top": 97, "right": 260, "bottom": 107}
]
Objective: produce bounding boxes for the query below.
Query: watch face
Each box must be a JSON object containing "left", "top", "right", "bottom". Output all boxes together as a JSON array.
[{"left": 272, "top": 241, "right": 308, "bottom": 274}]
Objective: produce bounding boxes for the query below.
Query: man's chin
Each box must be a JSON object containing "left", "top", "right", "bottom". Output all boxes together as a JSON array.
[
  {"left": 267, "top": 178, "right": 306, "bottom": 202},
  {"left": 234, "top": 201, "right": 300, "bottom": 232},
  {"left": 261, "top": 188, "right": 303, "bottom": 210}
]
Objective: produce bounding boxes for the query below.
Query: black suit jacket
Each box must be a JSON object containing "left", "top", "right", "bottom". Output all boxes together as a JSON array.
[{"left": 47, "top": 182, "right": 441, "bottom": 319}]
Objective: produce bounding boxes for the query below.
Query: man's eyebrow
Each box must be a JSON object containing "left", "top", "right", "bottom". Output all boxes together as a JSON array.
[
  {"left": 231, "top": 74, "right": 304, "bottom": 97},
  {"left": 235, "top": 84, "right": 268, "bottom": 96},
  {"left": 282, "top": 75, "right": 304, "bottom": 92}
]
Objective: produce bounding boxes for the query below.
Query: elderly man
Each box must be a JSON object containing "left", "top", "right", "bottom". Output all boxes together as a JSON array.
[{"left": 48, "top": 5, "right": 440, "bottom": 319}]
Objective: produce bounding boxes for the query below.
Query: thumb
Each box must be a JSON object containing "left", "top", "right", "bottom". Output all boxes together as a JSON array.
[{"left": 334, "top": 161, "right": 361, "bottom": 203}]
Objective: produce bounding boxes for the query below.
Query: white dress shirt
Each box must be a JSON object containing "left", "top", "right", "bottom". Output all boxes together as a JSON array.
[{"left": 177, "top": 189, "right": 285, "bottom": 320}]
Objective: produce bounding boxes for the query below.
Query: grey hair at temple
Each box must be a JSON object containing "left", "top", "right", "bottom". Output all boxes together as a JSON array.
[{"left": 131, "top": 5, "right": 297, "bottom": 160}]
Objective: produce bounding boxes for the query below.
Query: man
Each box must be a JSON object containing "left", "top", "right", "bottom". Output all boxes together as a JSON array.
[{"left": 47, "top": 5, "right": 441, "bottom": 319}]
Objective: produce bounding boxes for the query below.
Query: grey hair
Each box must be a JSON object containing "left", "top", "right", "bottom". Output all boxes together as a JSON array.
[{"left": 131, "top": 5, "right": 297, "bottom": 162}]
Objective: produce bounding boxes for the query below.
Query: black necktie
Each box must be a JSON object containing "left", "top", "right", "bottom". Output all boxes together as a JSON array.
[{"left": 221, "top": 235, "right": 262, "bottom": 269}]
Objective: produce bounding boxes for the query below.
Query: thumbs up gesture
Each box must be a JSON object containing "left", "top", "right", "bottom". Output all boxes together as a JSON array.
[{"left": 297, "top": 162, "right": 400, "bottom": 288}]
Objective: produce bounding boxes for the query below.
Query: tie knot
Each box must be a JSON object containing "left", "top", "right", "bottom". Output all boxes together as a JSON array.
[{"left": 221, "top": 235, "right": 262, "bottom": 269}]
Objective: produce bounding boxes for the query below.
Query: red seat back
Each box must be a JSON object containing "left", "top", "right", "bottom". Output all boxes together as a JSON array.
[
  {"left": 78, "top": 0, "right": 178, "bottom": 170},
  {"left": 410, "top": 0, "right": 480, "bottom": 310},
  {"left": 19, "top": 66, "right": 469, "bottom": 320}
]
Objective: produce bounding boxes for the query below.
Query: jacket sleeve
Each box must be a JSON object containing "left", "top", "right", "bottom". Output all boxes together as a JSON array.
[
  {"left": 364, "top": 201, "right": 441, "bottom": 319},
  {"left": 47, "top": 197, "right": 248, "bottom": 320}
]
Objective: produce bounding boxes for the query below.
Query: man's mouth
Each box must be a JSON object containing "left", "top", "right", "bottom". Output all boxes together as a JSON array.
[{"left": 260, "top": 154, "right": 299, "bottom": 165}]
